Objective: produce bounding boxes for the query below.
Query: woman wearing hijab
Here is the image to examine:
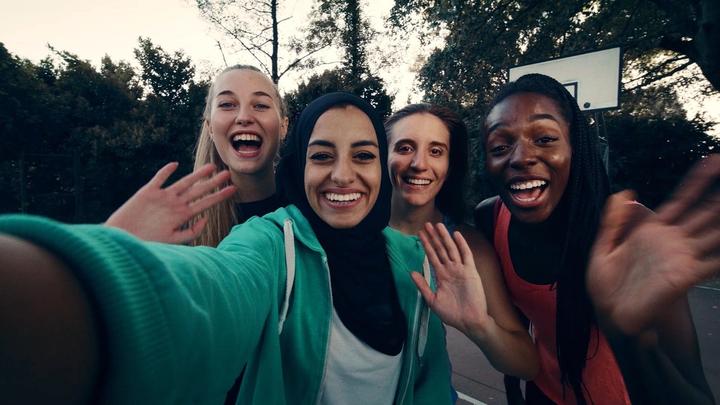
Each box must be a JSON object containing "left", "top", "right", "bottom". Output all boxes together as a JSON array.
[{"left": 0, "top": 93, "right": 453, "bottom": 405}]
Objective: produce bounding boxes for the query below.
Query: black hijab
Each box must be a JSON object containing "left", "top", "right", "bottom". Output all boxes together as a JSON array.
[{"left": 276, "top": 92, "right": 405, "bottom": 355}]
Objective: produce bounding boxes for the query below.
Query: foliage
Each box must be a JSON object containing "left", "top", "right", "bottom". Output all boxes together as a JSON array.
[
  {"left": 0, "top": 40, "right": 207, "bottom": 223},
  {"left": 308, "top": 0, "right": 374, "bottom": 79},
  {"left": 285, "top": 68, "right": 394, "bottom": 124},
  {"left": 606, "top": 114, "right": 720, "bottom": 209}
]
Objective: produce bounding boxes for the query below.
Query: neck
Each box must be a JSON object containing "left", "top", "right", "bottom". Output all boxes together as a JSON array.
[
  {"left": 230, "top": 168, "right": 276, "bottom": 203},
  {"left": 389, "top": 194, "right": 443, "bottom": 236}
]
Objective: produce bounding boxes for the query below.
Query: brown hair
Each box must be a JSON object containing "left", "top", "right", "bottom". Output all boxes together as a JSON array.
[{"left": 384, "top": 103, "right": 469, "bottom": 223}]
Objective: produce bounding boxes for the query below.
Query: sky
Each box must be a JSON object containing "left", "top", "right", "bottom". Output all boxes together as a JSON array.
[
  {"left": 0, "top": 0, "right": 424, "bottom": 104},
  {"left": 0, "top": 0, "right": 718, "bottom": 134}
]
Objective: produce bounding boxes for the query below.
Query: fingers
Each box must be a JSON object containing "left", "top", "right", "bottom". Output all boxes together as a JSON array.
[
  {"left": 695, "top": 226, "right": 720, "bottom": 258},
  {"left": 183, "top": 170, "right": 233, "bottom": 203},
  {"left": 148, "top": 162, "right": 179, "bottom": 188},
  {"left": 167, "top": 163, "right": 216, "bottom": 195},
  {"left": 419, "top": 229, "right": 444, "bottom": 274},
  {"left": 436, "top": 223, "right": 462, "bottom": 263},
  {"left": 675, "top": 190, "right": 720, "bottom": 235},
  {"left": 689, "top": 258, "right": 720, "bottom": 286},
  {"left": 422, "top": 223, "right": 451, "bottom": 265},
  {"left": 453, "top": 231, "right": 475, "bottom": 268},
  {"left": 657, "top": 154, "right": 720, "bottom": 224},
  {"left": 410, "top": 271, "right": 436, "bottom": 307},
  {"left": 189, "top": 185, "right": 237, "bottom": 215},
  {"left": 170, "top": 216, "right": 208, "bottom": 245},
  {"left": 593, "top": 190, "right": 637, "bottom": 256}
]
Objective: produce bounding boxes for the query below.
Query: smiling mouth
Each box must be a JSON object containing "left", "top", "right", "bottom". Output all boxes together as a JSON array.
[
  {"left": 403, "top": 177, "right": 431, "bottom": 186},
  {"left": 231, "top": 133, "right": 262, "bottom": 155},
  {"left": 508, "top": 179, "right": 547, "bottom": 203},
  {"left": 323, "top": 192, "right": 362, "bottom": 206}
]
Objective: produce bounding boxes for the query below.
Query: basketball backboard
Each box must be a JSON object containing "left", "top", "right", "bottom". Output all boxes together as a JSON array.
[{"left": 508, "top": 47, "right": 622, "bottom": 111}]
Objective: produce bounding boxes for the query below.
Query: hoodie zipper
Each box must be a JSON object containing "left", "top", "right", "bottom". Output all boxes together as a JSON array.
[{"left": 314, "top": 255, "right": 333, "bottom": 405}]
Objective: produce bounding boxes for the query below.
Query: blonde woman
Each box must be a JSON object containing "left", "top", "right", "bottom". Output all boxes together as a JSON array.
[{"left": 106, "top": 65, "right": 288, "bottom": 246}]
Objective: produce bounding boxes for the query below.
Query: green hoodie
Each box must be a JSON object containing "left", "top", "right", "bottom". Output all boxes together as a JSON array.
[{"left": 0, "top": 205, "right": 452, "bottom": 404}]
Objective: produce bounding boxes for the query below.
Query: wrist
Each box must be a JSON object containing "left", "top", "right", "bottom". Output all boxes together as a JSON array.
[{"left": 464, "top": 313, "right": 496, "bottom": 343}]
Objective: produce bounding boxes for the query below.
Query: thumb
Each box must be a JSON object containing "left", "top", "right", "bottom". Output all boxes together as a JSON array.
[
  {"left": 594, "top": 190, "right": 637, "bottom": 256},
  {"left": 410, "top": 271, "right": 435, "bottom": 307}
]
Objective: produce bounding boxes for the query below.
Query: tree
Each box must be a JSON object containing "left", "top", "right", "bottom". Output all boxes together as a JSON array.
[
  {"left": 195, "top": 0, "right": 328, "bottom": 84},
  {"left": 606, "top": 114, "right": 720, "bottom": 208},
  {"left": 308, "top": 0, "right": 373, "bottom": 80},
  {"left": 652, "top": 0, "right": 720, "bottom": 90},
  {"left": 285, "top": 68, "right": 393, "bottom": 123},
  {"left": 286, "top": 1, "right": 393, "bottom": 124},
  {"left": 0, "top": 41, "right": 209, "bottom": 223},
  {"left": 389, "top": 1, "right": 719, "bottom": 113}
]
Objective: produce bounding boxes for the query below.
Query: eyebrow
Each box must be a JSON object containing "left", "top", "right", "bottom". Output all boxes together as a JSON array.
[
  {"left": 308, "top": 139, "right": 379, "bottom": 148},
  {"left": 486, "top": 113, "right": 561, "bottom": 133},
  {"left": 215, "top": 90, "right": 274, "bottom": 99}
]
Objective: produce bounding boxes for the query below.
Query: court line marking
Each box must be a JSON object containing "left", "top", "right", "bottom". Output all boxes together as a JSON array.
[
  {"left": 457, "top": 391, "right": 488, "bottom": 405},
  {"left": 695, "top": 285, "right": 720, "bottom": 292}
]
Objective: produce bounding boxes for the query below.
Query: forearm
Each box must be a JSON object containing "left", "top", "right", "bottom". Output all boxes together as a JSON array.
[
  {"left": 464, "top": 315, "right": 539, "bottom": 380},
  {"left": 600, "top": 297, "right": 714, "bottom": 405},
  {"left": 0, "top": 215, "right": 276, "bottom": 403},
  {"left": 0, "top": 234, "right": 100, "bottom": 404}
]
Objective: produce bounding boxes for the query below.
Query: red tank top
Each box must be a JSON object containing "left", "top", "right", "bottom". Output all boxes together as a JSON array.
[{"left": 494, "top": 203, "right": 630, "bottom": 405}]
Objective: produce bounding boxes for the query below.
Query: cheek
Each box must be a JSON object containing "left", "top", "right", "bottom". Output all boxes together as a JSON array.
[
  {"left": 367, "top": 163, "right": 382, "bottom": 197},
  {"left": 484, "top": 156, "right": 504, "bottom": 181},
  {"left": 387, "top": 155, "right": 406, "bottom": 178},
  {"left": 435, "top": 158, "right": 450, "bottom": 182}
]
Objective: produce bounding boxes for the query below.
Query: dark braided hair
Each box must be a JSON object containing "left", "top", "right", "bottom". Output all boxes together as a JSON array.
[
  {"left": 385, "top": 103, "right": 469, "bottom": 223},
  {"left": 484, "top": 74, "right": 610, "bottom": 404}
]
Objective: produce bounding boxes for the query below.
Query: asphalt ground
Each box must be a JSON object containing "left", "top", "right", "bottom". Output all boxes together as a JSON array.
[{"left": 447, "top": 286, "right": 720, "bottom": 405}]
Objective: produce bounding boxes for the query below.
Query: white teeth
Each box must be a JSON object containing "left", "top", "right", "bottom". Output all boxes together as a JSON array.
[
  {"left": 510, "top": 180, "right": 546, "bottom": 190},
  {"left": 406, "top": 177, "right": 431, "bottom": 185},
  {"left": 325, "top": 192, "right": 361, "bottom": 202},
  {"left": 232, "top": 134, "right": 261, "bottom": 142}
]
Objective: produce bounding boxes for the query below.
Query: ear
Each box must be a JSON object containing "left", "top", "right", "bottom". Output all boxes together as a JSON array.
[
  {"left": 205, "top": 119, "right": 212, "bottom": 135},
  {"left": 279, "top": 116, "right": 289, "bottom": 141}
]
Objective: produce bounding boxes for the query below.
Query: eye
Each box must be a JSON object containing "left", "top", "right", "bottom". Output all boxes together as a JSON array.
[
  {"left": 309, "top": 152, "right": 333, "bottom": 162},
  {"left": 488, "top": 144, "right": 510, "bottom": 155},
  {"left": 254, "top": 103, "right": 270, "bottom": 111},
  {"left": 430, "top": 147, "right": 445, "bottom": 157},
  {"left": 355, "top": 151, "right": 377, "bottom": 161},
  {"left": 536, "top": 135, "right": 558, "bottom": 145},
  {"left": 395, "top": 143, "right": 414, "bottom": 154},
  {"left": 218, "top": 101, "right": 236, "bottom": 109}
]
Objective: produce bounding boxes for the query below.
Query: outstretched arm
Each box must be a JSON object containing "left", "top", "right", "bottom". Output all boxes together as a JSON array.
[
  {"left": 587, "top": 155, "right": 720, "bottom": 404},
  {"left": 0, "top": 234, "right": 99, "bottom": 404},
  {"left": 105, "top": 162, "right": 237, "bottom": 244},
  {"left": 0, "top": 215, "right": 280, "bottom": 403},
  {"left": 412, "top": 223, "right": 538, "bottom": 380}
]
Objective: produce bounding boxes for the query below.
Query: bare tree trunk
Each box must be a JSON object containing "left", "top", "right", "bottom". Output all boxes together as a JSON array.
[{"left": 271, "top": 0, "right": 279, "bottom": 83}]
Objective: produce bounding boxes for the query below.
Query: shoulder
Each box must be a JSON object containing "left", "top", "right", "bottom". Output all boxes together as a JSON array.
[
  {"left": 383, "top": 226, "right": 425, "bottom": 267},
  {"left": 456, "top": 223, "right": 494, "bottom": 256},
  {"left": 473, "top": 195, "right": 501, "bottom": 240}
]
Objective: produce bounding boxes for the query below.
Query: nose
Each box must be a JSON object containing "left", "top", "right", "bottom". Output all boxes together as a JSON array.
[
  {"left": 509, "top": 140, "right": 538, "bottom": 169},
  {"left": 331, "top": 157, "right": 355, "bottom": 186},
  {"left": 410, "top": 152, "right": 427, "bottom": 171},
  {"left": 235, "top": 104, "right": 255, "bottom": 126}
]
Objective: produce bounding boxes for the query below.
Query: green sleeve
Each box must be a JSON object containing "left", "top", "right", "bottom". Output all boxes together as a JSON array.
[{"left": 0, "top": 214, "right": 283, "bottom": 404}]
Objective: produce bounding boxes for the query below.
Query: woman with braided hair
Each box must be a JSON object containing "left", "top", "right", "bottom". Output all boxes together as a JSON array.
[{"left": 412, "top": 73, "right": 717, "bottom": 404}]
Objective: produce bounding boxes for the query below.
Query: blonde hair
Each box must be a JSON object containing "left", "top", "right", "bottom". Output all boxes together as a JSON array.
[{"left": 192, "top": 65, "right": 286, "bottom": 246}]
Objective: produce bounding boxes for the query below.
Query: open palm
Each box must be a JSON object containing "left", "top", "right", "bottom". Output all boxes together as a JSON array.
[
  {"left": 106, "top": 162, "right": 236, "bottom": 244},
  {"left": 588, "top": 155, "right": 720, "bottom": 335},
  {"left": 412, "top": 223, "right": 490, "bottom": 334}
]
